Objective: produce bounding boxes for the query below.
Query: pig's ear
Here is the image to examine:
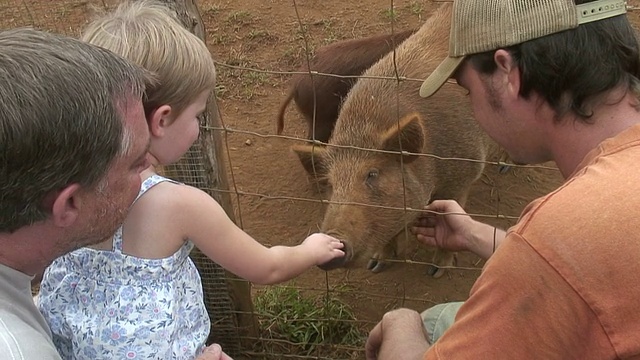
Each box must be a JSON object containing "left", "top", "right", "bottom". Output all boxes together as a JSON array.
[
  {"left": 291, "top": 143, "right": 328, "bottom": 177},
  {"left": 380, "top": 112, "right": 425, "bottom": 162}
]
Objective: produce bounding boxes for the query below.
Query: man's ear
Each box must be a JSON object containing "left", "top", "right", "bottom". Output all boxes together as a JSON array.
[
  {"left": 493, "top": 49, "right": 520, "bottom": 96},
  {"left": 493, "top": 49, "right": 513, "bottom": 74},
  {"left": 147, "top": 105, "right": 173, "bottom": 137},
  {"left": 50, "top": 183, "right": 83, "bottom": 228}
]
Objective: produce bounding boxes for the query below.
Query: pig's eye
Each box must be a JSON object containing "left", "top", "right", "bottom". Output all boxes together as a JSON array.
[{"left": 366, "top": 169, "right": 379, "bottom": 185}]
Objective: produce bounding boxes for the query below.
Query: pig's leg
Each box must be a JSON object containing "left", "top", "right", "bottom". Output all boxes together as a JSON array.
[
  {"left": 427, "top": 249, "right": 457, "bottom": 278},
  {"left": 497, "top": 150, "right": 513, "bottom": 174},
  {"left": 367, "top": 238, "right": 397, "bottom": 273}
]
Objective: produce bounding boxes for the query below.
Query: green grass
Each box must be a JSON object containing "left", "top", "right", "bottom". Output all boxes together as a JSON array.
[
  {"left": 226, "top": 10, "right": 253, "bottom": 26},
  {"left": 408, "top": 1, "right": 423, "bottom": 16},
  {"left": 280, "top": 45, "right": 316, "bottom": 67},
  {"left": 214, "top": 83, "right": 228, "bottom": 98},
  {"left": 293, "top": 23, "right": 311, "bottom": 41},
  {"left": 210, "top": 32, "right": 231, "bottom": 45},
  {"left": 380, "top": 7, "right": 399, "bottom": 21},
  {"left": 203, "top": 3, "right": 222, "bottom": 16},
  {"left": 253, "top": 286, "right": 366, "bottom": 358},
  {"left": 242, "top": 71, "right": 269, "bottom": 86},
  {"left": 247, "top": 29, "right": 269, "bottom": 40}
]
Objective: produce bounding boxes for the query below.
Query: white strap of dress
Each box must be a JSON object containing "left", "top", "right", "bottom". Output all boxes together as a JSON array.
[{"left": 112, "top": 175, "right": 175, "bottom": 252}]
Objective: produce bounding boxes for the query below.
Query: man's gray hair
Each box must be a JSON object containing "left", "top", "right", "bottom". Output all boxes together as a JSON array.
[{"left": 0, "top": 27, "right": 152, "bottom": 232}]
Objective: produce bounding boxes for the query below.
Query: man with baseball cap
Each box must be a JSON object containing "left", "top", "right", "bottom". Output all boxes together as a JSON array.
[{"left": 365, "top": 0, "right": 640, "bottom": 358}]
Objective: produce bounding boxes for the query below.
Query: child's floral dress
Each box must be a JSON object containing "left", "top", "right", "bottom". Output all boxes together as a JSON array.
[{"left": 38, "top": 175, "right": 210, "bottom": 360}]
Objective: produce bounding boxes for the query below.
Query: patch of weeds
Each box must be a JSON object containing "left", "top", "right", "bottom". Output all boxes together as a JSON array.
[
  {"left": 319, "top": 17, "right": 334, "bottom": 30},
  {"left": 214, "top": 48, "right": 271, "bottom": 101},
  {"left": 293, "top": 23, "right": 311, "bottom": 41},
  {"left": 210, "top": 32, "right": 231, "bottom": 45},
  {"left": 380, "top": 7, "right": 399, "bottom": 22},
  {"left": 242, "top": 71, "right": 269, "bottom": 87},
  {"left": 322, "top": 34, "right": 339, "bottom": 45},
  {"left": 247, "top": 29, "right": 279, "bottom": 44},
  {"left": 315, "top": 18, "right": 339, "bottom": 44},
  {"left": 214, "top": 83, "right": 228, "bottom": 99},
  {"left": 240, "top": 86, "right": 259, "bottom": 100},
  {"left": 280, "top": 45, "right": 315, "bottom": 68},
  {"left": 226, "top": 10, "right": 253, "bottom": 26},
  {"left": 225, "top": 48, "right": 250, "bottom": 67},
  {"left": 253, "top": 286, "right": 366, "bottom": 358},
  {"left": 407, "top": 1, "right": 423, "bottom": 16},
  {"left": 280, "top": 47, "right": 298, "bottom": 66},
  {"left": 238, "top": 71, "right": 269, "bottom": 100},
  {"left": 247, "top": 29, "right": 267, "bottom": 40},
  {"left": 203, "top": 3, "right": 222, "bottom": 16}
]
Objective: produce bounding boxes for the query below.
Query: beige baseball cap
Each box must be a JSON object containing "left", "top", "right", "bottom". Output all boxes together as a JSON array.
[{"left": 419, "top": 0, "right": 627, "bottom": 98}]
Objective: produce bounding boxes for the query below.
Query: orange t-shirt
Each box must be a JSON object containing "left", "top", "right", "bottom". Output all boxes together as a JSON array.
[{"left": 426, "top": 124, "right": 640, "bottom": 359}]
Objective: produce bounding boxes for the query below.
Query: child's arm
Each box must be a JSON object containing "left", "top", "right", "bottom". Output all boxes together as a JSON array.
[{"left": 173, "top": 185, "right": 344, "bottom": 285}]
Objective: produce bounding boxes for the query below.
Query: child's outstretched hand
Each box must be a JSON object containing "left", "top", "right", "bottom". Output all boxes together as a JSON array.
[{"left": 302, "top": 233, "right": 345, "bottom": 265}]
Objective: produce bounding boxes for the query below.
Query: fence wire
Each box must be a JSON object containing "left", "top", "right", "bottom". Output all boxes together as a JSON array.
[{"left": 2, "top": 0, "right": 566, "bottom": 359}]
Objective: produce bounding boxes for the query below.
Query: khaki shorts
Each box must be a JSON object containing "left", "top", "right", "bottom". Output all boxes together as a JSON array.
[{"left": 420, "top": 301, "right": 464, "bottom": 344}]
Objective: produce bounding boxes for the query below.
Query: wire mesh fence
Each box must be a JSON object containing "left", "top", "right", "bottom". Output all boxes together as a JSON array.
[{"left": 3, "top": 0, "right": 566, "bottom": 359}]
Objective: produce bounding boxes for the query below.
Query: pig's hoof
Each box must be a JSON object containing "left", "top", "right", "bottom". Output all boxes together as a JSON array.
[
  {"left": 498, "top": 163, "right": 513, "bottom": 174},
  {"left": 426, "top": 265, "right": 445, "bottom": 278},
  {"left": 367, "top": 259, "right": 388, "bottom": 273}
]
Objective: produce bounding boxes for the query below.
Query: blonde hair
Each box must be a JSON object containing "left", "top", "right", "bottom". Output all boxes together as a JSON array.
[{"left": 82, "top": 0, "right": 216, "bottom": 117}]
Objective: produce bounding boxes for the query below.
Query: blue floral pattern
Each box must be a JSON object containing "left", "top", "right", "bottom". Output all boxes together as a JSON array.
[{"left": 38, "top": 175, "right": 210, "bottom": 360}]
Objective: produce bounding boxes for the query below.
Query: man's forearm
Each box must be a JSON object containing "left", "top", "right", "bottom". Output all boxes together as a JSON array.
[{"left": 468, "top": 221, "right": 506, "bottom": 260}]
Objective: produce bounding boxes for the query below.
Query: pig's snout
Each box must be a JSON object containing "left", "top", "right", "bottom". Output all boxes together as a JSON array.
[{"left": 317, "top": 238, "right": 352, "bottom": 271}]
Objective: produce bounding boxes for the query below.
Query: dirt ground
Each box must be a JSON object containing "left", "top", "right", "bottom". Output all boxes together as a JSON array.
[{"left": 4, "top": 0, "right": 640, "bottom": 357}]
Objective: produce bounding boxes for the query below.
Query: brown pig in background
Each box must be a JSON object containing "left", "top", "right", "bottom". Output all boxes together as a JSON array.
[
  {"left": 293, "top": 2, "right": 502, "bottom": 277},
  {"left": 277, "top": 29, "right": 416, "bottom": 175}
]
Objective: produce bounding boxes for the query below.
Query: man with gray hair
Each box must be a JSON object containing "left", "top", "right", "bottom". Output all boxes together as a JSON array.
[
  {"left": 366, "top": 0, "right": 640, "bottom": 358},
  {"left": 0, "top": 27, "right": 152, "bottom": 359},
  {"left": 0, "top": 28, "right": 230, "bottom": 360}
]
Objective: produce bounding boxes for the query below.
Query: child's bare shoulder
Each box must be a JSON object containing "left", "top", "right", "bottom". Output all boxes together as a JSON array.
[{"left": 137, "top": 180, "right": 220, "bottom": 214}]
